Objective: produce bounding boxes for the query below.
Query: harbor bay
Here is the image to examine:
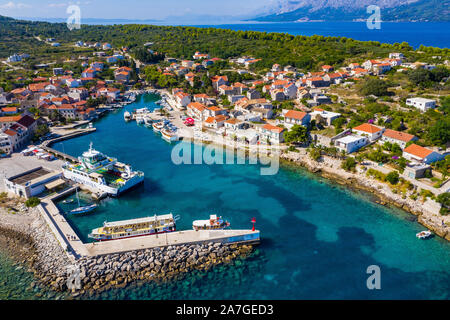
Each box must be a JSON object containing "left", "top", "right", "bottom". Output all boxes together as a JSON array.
[{"left": 45, "top": 93, "right": 450, "bottom": 300}]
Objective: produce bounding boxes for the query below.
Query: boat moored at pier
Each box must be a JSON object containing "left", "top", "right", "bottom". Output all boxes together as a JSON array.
[
  {"left": 193, "top": 215, "right": 230, "bottom": 231},
  {"left": 161, "top": 128, "right": 179, "bottom": 142},
  {"left": 152, "top": 121, "right": 164, "bottom": 132},
  {"left": 89, "top": 214, "right": 177, "bottom": 241},
  {"left": 62, "top": 143, "right": 144, "bottom": 197}
]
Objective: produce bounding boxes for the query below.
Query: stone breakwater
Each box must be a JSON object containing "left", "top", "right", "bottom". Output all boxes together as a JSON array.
[
  {"left": 0, "top": 206, "right": 254, "bottom": 298},
  {"left": 281, "top": 150, "right": 450, "bottom": 241},
  {"left": 62, "top": 242, "right": 254, "bottom": 297}
]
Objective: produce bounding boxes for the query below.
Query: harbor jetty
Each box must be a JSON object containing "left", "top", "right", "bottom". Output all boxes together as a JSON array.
[
  {"left": 41, "top": 127, "right": 97, "bottom": 163},
  {"left": 3, "top": 180, "right": 260, "bottom": 296}
]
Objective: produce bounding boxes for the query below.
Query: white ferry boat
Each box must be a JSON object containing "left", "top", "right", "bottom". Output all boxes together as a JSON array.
[
  {"left": 88, "top": 214, "right": 176, "bottom": 241},
  {"left": 193, "top": 215, "right": 230, "bottom": 231},
  {"left": 62, "top": 143, "right": 144, "bottom": 197}
]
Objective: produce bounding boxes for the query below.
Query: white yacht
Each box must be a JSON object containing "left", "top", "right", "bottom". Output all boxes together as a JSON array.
[{"left": 161, "top": 128, "right": 179, "bottom": 142}]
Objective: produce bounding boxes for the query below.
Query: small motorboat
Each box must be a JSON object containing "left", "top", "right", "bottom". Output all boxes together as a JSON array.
[
  {"left": 161, "top": 128, "right": 179, "bottom": 142},
  {"left": 152, "top": 121, "right": 164, "bottom": 132},
  {"left": 416, "top": 230, "right": 433, "bottom": 239},
  {"left": 62, "top": 199, "right": 74, "bottom": 204},
  {"left": 193, "top": 214, "right": 230, "bottom": 231}
]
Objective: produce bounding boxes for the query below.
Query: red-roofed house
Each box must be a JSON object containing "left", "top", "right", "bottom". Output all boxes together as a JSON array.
[
  {"left": 211, "top": 76, "right": 228, "bottom": 90},
  {"left": 403, "top": 144, "right": 444, "bottom": 164},
  {"left": 259, "top": 123, "right": 285, "bottom": 144},
  {"left": 283, "top": 110, "right": 311, "bottom": 129},
  {"left": 203, "top": 114, "right": 228, "bottom": 129},
  {"left": 352, "top": 123, "right": 384, "bottom": 141},
  {"left": 174, "top": 92, "right": 191, "bottom": 109},
  {"left": 380, "top": 129, "right": 417, "bottom": 149},
  {"left": 187, "top": 102, "right": 206, "bottom": 120},
  {"left": 1, "top": 107, "right": 18, "bottom": 115}
]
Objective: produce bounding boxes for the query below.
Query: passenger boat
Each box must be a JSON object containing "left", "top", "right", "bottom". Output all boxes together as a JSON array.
[
  {"left": 416, "top": 230, "right": 433, "bottom": 239},
  {"left": 152, "top": 121, "right": 164, "bottom": 132},
  {"left": 88, "top": 214, "right": 177, "bottom": 241},
  {"left": 161, "top": 128, "right": 179, "bottom": 142},
  {"left": 193, "top": 215, "right": 230, "bottom": 231}
]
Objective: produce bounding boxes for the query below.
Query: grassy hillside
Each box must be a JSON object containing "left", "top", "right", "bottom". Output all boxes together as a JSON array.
[{"left": 0, "top": 15, "right": 448, "bottom": 73}]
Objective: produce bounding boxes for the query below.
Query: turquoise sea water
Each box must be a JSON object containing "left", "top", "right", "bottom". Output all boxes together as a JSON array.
[{"left": 48, "top": 93, "right": 450, "bottom": 300}]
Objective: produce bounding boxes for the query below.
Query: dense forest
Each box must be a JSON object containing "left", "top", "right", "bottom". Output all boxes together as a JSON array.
[{"left": 0, "top": 15, "right": 448, "bottom": 73}]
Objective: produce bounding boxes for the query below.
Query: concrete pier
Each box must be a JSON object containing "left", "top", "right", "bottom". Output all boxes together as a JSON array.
[
  {"left": 41, "top": 128, "right": 97, "bottom": 163},
  {"left": 84, "top": 229, "right": 260, "bottom": 257}
]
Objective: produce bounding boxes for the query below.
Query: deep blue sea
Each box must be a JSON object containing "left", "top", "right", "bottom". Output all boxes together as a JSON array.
[
  {"left": 41, "top": 93, "right": 450, "bottom": 300},
  {"left": 21, "top": 18, "right": 450, "bottom": 49},
  {"left": 193, "top": 22, "right": 450, "bottom": 49}
]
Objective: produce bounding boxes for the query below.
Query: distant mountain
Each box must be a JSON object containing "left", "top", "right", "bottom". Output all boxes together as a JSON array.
[{"left": 251, "top": 0, "right": 450, "bottom": 22}]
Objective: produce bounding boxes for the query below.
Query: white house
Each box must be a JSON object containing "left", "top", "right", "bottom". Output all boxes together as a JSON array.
[
  {"left": 389, "top": 53, "right": 404, "bottom": 60},
  {"left": 352, "top": 123, "right": 384, "bottom": 141},
  {"left": 406, "top": 97, "right": 436, "bottom": 112},
  {"left": 335, "top": 135, "right": 369, "bottom": 154},
  {"left": 259, "top": 123, "right": 285, "bottom": 144},
  {"left": 282, "top": 110, "right": 311, "bottom": 129},
  {"left": 174, "top": 92, "right": 191, "bottom": 109},
  {"left": 204, "top": 114, "right": 228, "bottom": 129},
  {"left": 310, "top": 109, "right": 341, "bottom": 126},
  {"left": 187, "top": 102, "right": 206, "bottom": 120},
  {"left": 380, "top": 129, "right": 417, "bottom": 149},
  {"left": 224, "top": 118, "right": 245, "bottom": 131},
  {"left": 403, "top": 144, "right": 445, "bottom": 164}
]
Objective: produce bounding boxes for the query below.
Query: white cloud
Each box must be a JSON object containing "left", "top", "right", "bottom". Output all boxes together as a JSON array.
[
  {"left": 0, "top": 1, "right": 32, "bottom": 9},
  {"left": 48, "top": 3, "right": 68, "bottom": 8}
]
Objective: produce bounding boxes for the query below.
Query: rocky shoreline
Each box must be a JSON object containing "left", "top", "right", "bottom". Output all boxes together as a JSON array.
[
  {"left": 0, "top": 206, "right": 255, "bottom": 299},
  {"left": 280, "top": 150, "right": 450, "bottom": 241}
]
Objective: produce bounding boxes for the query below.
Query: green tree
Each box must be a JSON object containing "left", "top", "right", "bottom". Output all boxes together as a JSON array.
[
  {"left": 25, "top": 197, "right": 40, "bottom": 208},
  {"left": 284, "top": 125, "right": 308, "bottom": 144},
  {"left": 436, "top": 193, "right": 450, "bottom": 215},
  {"left": 427, "top": 119, "right": 450, "bottom": 147},
  {"left": 359, "top": 78, "right": 390, "bottom": 97},
  {"left": 386, "top": 171, "right": 400, "bottom": 185},
  {"left": 308, "top": 147, "right": 321, "bottom": 161},
  {"left": 341, "top": 157, "right": 357, "bottom": 172}
]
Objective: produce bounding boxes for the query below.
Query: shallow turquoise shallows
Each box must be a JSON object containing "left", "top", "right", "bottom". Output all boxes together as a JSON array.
[{"left": 32, "top": 93, "right": 450, "bottom": 299}]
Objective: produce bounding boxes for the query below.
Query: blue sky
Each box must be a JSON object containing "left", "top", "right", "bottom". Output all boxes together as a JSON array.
[{"left": 0, "top": 0, "right": 274, "bottom": 20}]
